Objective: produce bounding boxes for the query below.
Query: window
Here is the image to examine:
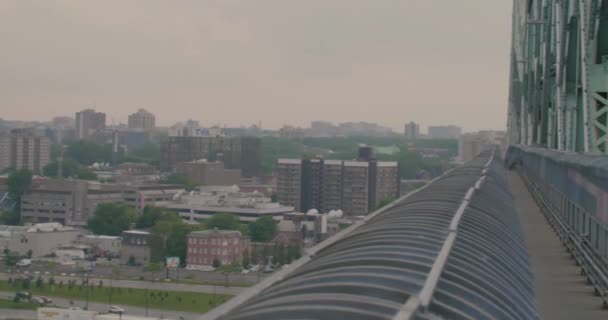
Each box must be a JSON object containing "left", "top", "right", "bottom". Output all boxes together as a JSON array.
[{"left": 233, "top": 239, "right": 238, "bottom": 244}]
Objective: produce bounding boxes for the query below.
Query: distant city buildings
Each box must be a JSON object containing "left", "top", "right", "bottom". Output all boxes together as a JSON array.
[
  {"left": 0, "top": 129, "right": 50, "bottom": 174},
  {"left": 458, "top": 130, "right": 506, "bottom": 162},
  {"left": 428, "top": 125, "right": 462, "bottom": 139},
  {"left": 75, "top": 109, "right": 106, "bottom": 140},
  {"left": 168, "top": 120, "right": 223, "bottom": 137},
  {"left": 128, "top": 108, "right": 155, "bottom": 130},
  {"left": 160, "top": 136, "right": 261, "bottom": 177},
  {"left": 21, "top": 179, "right": 183, "bottom": 225},
  {"left": 158, "top": 185, "right": 294, "bottom": 223},
  {"left": 404, "top": 122, "right": 420, "bottom": 140},
  {"left": 277, "top": 146, "right": 400, "bottom": 215},
  {"left": 176, "top": 160, "right": 241, "bottom": 186},
  {"left": 186, "top": 229, "right": 250, "bottom": 268}
]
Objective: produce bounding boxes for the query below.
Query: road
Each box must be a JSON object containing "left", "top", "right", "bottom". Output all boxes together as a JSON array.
[
  {"left": 0, "top": 308, "right": 36, "bottom": 320},
  {"left": 0, "top": 264, "right": 262, "bottom": 287},
  {"left": 0, "top": 273, "right": 245, "bottom": 296},
  {"left": 509, "top": 171, "right": 607, "bottom": 319},
  {"left": 0, "top": 292, "right": 203, "bottom": 320}
]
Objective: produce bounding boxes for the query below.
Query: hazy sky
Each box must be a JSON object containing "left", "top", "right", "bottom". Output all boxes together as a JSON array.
[{"left": 0, "top": 1, "right": 512, "bottom": 132}]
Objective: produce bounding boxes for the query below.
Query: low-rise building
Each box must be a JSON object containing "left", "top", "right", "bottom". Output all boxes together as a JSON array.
[
  {"left": 186, "top": 229, "right": 250, "bottom": 268},
  {"left": 122, "top": 184, "right": 185, "bottom": 213},
  {"left": 21, "top": 179, "right": 124, "bottom": 226},
  {"left": 120, "top": 230, "right": 151, "bottom": 265},
  {"left": 176, "top": 160, "right": 241, "bottom": 186},
  {"left": 80, "top": 235, "right": 122, "bottom": 257},
  {"left": 158, "top": 185, "right": 294, "bottom": 223},
  {"left": 0, "top": 223, "right": 81, "bottom": 258}
]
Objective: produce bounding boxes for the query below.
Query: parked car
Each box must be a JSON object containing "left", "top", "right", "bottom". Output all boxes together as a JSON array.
[
  {"left": 108, "top": 305, "right": 126, "bottom": 314},
  {"left": 15, "top": 291, "right": 30, "bottom": 299},
  {"left": 39, "top": 296, "right": 53, "bottom": 304},
  {"left": 30, "top": 297, "right": 45, "bottom": 304},
  {"left": 16, "top": 259, "right": 31, "bottom": 267}
]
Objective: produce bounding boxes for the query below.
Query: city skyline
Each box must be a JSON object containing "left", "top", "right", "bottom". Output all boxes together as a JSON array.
[{"left": 0, "top": 1, "right": 512, "bottom": 132}]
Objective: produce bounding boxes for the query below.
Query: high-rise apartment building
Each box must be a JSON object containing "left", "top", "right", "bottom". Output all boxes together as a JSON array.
[
  {"left": 276, "top": 159, "right": 303, "bottom": 212},
  {"left": 128, "top": 109, "right": 156, "bottom": 130},
  {"left": 75, "top": 109, "right": 106, "bottom": 140},
  {"left": 404, "top": 122, "right": 420, "bottom": 140},
  {"left": 160, "top": 136, "right": 261, "bottom": 177},
  {"left": 0, "top": 130, "right": 50, "bottom": 174},
  {"left": 428, "top": 125, "right": 462, "bottom": 139},
  {"left": 341, "top": 161, "right": 370, "bottom": 216},
  {"left": 320, "top": 160, "right": 344, "bottom": 213},
  {"left": 277, "top": 147, "right": 400, "bottom": 215}
]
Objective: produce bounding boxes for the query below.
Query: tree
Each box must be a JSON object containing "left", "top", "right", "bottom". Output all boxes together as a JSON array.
[
  {"left": 151, "top": 213, "right": 194, "bottom": 264},
  {"left": 248, "top": 216, "right": 277, "bottom": 242},
  {"left": 161, "top": 173, "right": 197, "bottom": 191},
  {"left": 289, "top": 241, "right": 302, "bottom": 260},
  {"left": 0, "top": 209, "right": 20, "bottom": 226},
  {"left": 7, "top": 169, "right": 33, "bottom": 223},
  {"left": 204, "top": 213, "right": 241, "bottom": 231},
  {"left": 375, "top": 198, "right": 393, "bottom": 210},
  {"left": 277, "top": 243, "right": 286, "bottom": 265},
  {"left": 212, "top": 259, "right": 221, "bottom": 269},
  {"left": 66, "top": 140, "right": 123, "bottom": 165},
  {"left": 4, "top": 251, "right": 19, "bottom": 267},
  {"left": 136, "top": 206, "right": 168, "bottom": 229},
  {"left": 242, "top": 249, "right": 250, "bottom": 269},
  {"left": 36, "top": 276, "right": 43, "bottom": 288},
  {"left": 43, "top": 158, "right": 80, "bottom": 178},
  {"left": 87, "top": 203, "right": 136, "bottom": 236},
  {"left": 8, "top": 169, "right": 33, "bottom": 201}
]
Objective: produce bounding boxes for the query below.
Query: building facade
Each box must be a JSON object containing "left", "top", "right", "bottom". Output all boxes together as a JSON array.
[
  {"left": 0, "top": 223, "right": 81, "bottom": 258},
  {"left": 276, "top": 159, "right": 303, "bottom": 212},
  {"left": 277, "top": 148, "right": 400, "bottom": 216},
  {"left": 158, "top": 185, "right": 294, "bottom": 223},
  {"left": 120, "top": 230, "right": 151, "bottom": 265},
  {"left": 128, "top": 109, "right": 155, "bottom": 130},
  {"left": 186, "top": 229, "right": 250, "bottom": 268},
  {"left": 160, "top": 136, "right": 261, "bottom": 177},
  {"left": 404, "top": 122, "right": 420, "bottom": 140},
  {"left": 341, "top": 161, "right": 370, "bottom": 215},
  {"left": 0, "top": 130, "right": 50, "bottom": 174},
  {"left": 80, "top": 235, "right": 122, "bottom": 257},
  {"left": 75, "top": 109, "right": 106, "bottom": 140},
  {"left": 21, "top": 179, "right": 125, "bottom": 226},
  {"left": 176, "top": 160, "right": 241, "bottom": 186},
  {"left": 122, "top": 184, "right": 185, "bottom": 213}
]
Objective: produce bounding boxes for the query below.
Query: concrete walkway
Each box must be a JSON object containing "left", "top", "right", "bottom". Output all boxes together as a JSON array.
[{"left": 509, "top": 171, "right": 606, "bottom": 319}]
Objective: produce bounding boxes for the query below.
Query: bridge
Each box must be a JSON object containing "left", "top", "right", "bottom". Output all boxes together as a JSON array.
[{"left": 202, "top": 1, "right": 608, "bottom": 319}]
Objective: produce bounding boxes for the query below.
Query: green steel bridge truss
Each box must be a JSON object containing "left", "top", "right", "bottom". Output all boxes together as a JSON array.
[{"left": 508, "top": 0, "right": 608, "bottom": 153}]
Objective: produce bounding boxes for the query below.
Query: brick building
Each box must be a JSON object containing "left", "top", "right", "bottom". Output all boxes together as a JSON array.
[{"left": 186, "top": 229, "right": 250, "bottom": 268}]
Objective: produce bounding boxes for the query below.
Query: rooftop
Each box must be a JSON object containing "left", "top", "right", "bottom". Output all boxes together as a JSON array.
[{"left": 189, "top": 229, "right": 243, "bottom": 237}]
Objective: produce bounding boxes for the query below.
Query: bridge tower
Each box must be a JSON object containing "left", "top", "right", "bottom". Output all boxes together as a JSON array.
[{"left": 508, "top": 0, "right": 608, "bottom": 153}]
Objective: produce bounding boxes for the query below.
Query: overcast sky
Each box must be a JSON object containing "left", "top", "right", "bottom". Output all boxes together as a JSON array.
[{"left": 0, "top": 1, "right": 512, "bottom": 132}]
